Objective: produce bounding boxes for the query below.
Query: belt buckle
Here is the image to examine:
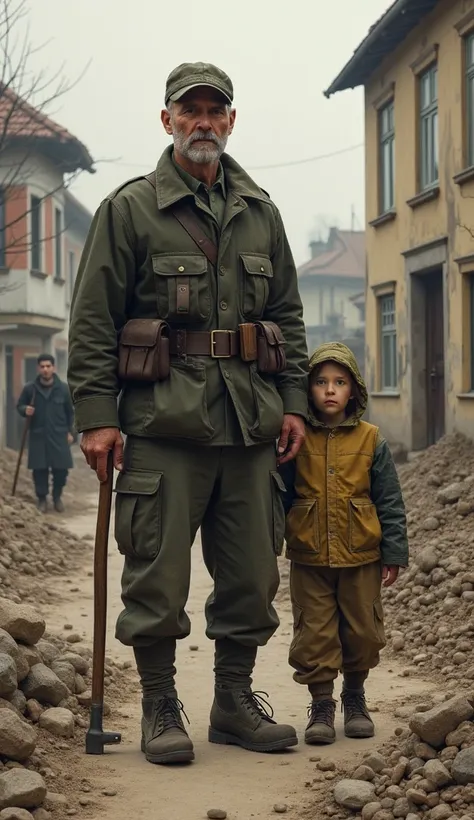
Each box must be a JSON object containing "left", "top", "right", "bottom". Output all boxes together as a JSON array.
[{"left": 211, "top": 329, "right": 232, "bottom": 358}]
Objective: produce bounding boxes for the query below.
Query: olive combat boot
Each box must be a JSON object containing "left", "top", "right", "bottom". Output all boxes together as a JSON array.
[
  {"left": 141, "top": 695, "right": 194, "bottom": 764},
  {"left": 305, "top": 699, "right": 336, "bottom": 745},
  {"left": 209, "top": 688, "right": 298, "bottom": 752},
  {"left": 341, "top": 688, "right": 375, "bottom": 739}
]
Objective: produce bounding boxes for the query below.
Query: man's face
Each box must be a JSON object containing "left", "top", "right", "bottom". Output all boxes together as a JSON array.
[
  {"left": 162, "top": 88, "right": 236, "bottom": 164},
  {"left": 38, "top": 360, "right": 54, "bottom": 381}
]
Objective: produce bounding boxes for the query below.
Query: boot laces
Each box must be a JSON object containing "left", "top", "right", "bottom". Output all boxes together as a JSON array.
[
  {"left": 342, "top": 690, "right": 371, "bottom": 721},
  {"left": 154, "top": 696, "right": 190, "bottom": 733},
  {"left": 307, "top": 699, "right": 336, "bottom": 728},
  {"left": 240, "top": 690, "right": 276, "bottom": 724}
]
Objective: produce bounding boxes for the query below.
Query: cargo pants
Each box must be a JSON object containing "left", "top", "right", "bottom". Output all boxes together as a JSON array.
[
  {"left": 114, "top": 436, "right": 286, "bottom": 684},
  {"left": 289, "top": 561, "right": 386, "bottom": 687}
]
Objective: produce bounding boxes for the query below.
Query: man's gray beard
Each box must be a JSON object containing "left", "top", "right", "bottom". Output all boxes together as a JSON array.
[{"left": 173, "top": 126, "right": 228, "bottom": 165}]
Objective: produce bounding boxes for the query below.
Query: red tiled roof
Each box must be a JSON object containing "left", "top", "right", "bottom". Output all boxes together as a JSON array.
[
  {"left": 298, "top": 228, "right": 365, "bottom": 280},
  {"left": 0, "top": 84, "right": 94, "bottom": 173}
]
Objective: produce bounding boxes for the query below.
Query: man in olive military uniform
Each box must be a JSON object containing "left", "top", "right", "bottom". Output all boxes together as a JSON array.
[
  {"left": 68, "top": 62, "right": 308, "bottom": 765},
  {"left": 17, "top": 353, "right": 75, "bottom": 513}
]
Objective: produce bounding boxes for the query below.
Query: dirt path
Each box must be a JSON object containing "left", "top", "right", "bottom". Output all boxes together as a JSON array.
[{"left": 42, "top": 498, "right": 435, "bottom": 820}]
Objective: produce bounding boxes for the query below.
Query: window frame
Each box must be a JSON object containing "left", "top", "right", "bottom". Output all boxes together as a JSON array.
[
  {"left": 54, "top": 206, "right": 63, "bottom": 281},
  {"left": 466, "top": 33, "right": 474, "bottom": 168},
  {"left": 379, "top": 99, "right": 395, "bottom": 214},
  {"left": 470, "top": 274, "right": 474, "bottom": 391},
  {"left": 379, "top": 293, "right": 398, "bottom": 391},
  {"left": 30, "top": 195, "right": 42, "bottom": 272},
  {"left": 419, "top": 62, "right": 439, "bottom": 191},
  {"left": 67, "top": 249, "right": 75, "bottom": 305}
]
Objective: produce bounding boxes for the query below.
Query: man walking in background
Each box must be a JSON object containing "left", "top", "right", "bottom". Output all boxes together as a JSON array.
[{"left": 17, "top": 353, "right": 75, "bottom": 513}]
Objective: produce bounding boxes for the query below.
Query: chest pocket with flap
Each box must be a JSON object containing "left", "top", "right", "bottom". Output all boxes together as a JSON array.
[
  {"left": 152, "top": 253, "right": 211, "bottom": 323},
  {"left": 240, "top": 253, "right": 273, "bottom": 319}
]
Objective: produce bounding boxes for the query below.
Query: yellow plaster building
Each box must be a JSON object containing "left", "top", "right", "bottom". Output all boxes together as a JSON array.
[{"left": 326, "top": 0, "right": 474, "bottom": 451}]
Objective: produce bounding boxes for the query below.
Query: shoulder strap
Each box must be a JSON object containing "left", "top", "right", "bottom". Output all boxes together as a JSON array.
[{"left": 145, "top": 172, "right": 218, "bottom": 267}]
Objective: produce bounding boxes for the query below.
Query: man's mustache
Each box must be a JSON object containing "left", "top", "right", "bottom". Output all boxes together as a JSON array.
[{"left": 187, "top": 130, "right": 220, "bottom": 145}]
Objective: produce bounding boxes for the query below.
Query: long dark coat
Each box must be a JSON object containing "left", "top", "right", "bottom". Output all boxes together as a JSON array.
[{"left": 17, "top": 375, "right": 74, "bottom": 470}]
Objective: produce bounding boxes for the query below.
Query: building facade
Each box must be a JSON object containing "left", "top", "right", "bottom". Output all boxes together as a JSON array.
[
  {"left": 0, "top": 88, "right": 93, "bottom": 448},
  {"left": 298, "top": 227, "right": 366, "bottom": 372},
  {"left": 326, "top": 0, "right": 474, "bottom": 451}
]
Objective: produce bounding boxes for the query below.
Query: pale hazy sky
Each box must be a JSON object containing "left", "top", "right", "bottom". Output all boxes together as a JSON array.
[{"left": 28, "top": 0, "right": 390, "bottom": 266}]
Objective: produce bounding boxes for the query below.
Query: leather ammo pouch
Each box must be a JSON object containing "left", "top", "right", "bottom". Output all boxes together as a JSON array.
[
  {"left": 118, "top": 318, "right": 170, "bottom": 382},
  {"left": 254, "top": 321, "right": 287, "bottom": 374}
]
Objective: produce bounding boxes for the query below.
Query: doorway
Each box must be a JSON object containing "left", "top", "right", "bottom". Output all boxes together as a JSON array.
[
  {"left": 410, "top": 266, "right": 446, "bottom": 449},
  {"left": 425, "top": 269, "right": 445, "bottom": 445}
]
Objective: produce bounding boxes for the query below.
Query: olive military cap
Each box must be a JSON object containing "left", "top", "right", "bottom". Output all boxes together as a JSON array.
[{"left": 165, "top": 62, "right": 233, "bottom": 105}]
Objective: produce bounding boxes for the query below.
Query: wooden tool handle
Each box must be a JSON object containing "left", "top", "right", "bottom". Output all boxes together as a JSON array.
[{"left": 91, "top": 452, "right": 114, "bottom": 704}]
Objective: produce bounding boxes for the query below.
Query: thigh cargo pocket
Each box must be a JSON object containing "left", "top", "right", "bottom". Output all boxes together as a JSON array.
[
  {"left": 271, "top": 471, "right": 286, "bottom": 556},
  {"left": 114, "top": 470, "right": 163, "bottom": 560}
]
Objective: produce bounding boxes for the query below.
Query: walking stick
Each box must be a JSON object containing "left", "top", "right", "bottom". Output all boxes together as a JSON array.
[
  {"left": 11, "top": 389, "right": 36, "bottom": 497},
  {"left": 85, "top": 452, "right": 122, "bottom": 755}
]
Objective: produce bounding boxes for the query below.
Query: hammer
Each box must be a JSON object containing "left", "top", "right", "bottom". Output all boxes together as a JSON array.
[{"left": 86, "top": 452, "right": 122, "bottom": 755}]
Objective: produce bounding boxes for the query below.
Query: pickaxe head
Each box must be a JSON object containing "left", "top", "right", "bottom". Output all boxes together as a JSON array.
[{"left": 85, "top": 704, "right": 121, "bottom": 755}]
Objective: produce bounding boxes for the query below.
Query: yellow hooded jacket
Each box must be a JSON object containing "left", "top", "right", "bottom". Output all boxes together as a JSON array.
[{"left": 280, "top": 342, "right": 408, "bottom": 569}]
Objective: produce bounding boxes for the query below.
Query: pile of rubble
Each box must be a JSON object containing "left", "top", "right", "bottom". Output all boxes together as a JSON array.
[
  {"left": 383, "top": 434, "right": 474, "bottom": 684},
  {"left": 0, "top": 449, "right": 94, "bottom": 606},
  {"left": 0, "top": 595, "right": 130, "bottom": 818},
  {"left": 316, "top": 694, "right": 474, "bottom": 820}
]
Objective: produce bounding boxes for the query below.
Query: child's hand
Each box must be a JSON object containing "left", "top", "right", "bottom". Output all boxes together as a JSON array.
[{"left": 382, "top": 565, "right": 399, "bottom": 587}]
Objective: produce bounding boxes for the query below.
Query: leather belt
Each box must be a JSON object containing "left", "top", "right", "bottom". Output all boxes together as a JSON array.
[{"left": 169, "top": 329, "right": 240, "bottom": 359}]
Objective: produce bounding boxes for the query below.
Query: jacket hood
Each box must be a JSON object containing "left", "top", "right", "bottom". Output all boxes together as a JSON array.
[{"left": 308, "top": 341, "right": 368, "bottom": 426}]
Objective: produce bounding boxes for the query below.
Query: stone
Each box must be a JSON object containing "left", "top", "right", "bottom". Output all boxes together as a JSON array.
[
  {"left": 458, "top": 500, "right": 474, "bottom": 516},
  {"left": 0, "top": 810, "right": 34, "bottom": 819},
  {"left": 422, "top": 516, "right": 440, "bottom": 531},
  {"left": 0, "top": 657, "right": 17, "bottom": 699},
  {"left": 0, "top": 711, "right": 37, "bottom": 761},
  {"left": 57, "top": 654, "right": 89, "bottom": 677},
  {"left": 8, "top": 692, "right": 26, "bottom": 716},
  {"left": 38, "top": 709, "right": 74, "bottom": 739},
  {"left": 31, "top": 810, "right": 50, "bottom": 820},
  {"left": 49, "top": 664, "right": 75, "bottom": 694},
  {"left": 0, "top": 603, "right": 44, "bottom": 647},
  {"left": 363, "top": 753, "right": 386, "bottom": 774},
  {"left": 353, "top": 766, "right": 376, "bottom": 782},
  {"left": 414, "top": 741, "right": 437, "bottom": 760},
  {"left": 334, "top": 779, "right": 376, "bottom": 810},
  {"left": 273, "top": 806, "right": 287, "bottom": 814},
  {"left": 393, "top": 798, "right": 411, "bottom": 818},
  {"left": 392, "top": 636, "right": 405, "bottom": 651},
  {"left": 446, "top": 722, "right": 474, "bottom": 748},
  {"left": 16, "top": 648, "right": 41, "bottom": 674},
  {"left": 406, "top": 788, "right": 427, "bottom": 805},
  {"left": 452, "top": 747, "right": 474, "bottom": 785},
  {"left": 73, "top": 674, "right": 86, "bottom": 695},
  {"left": 0, "top": 634, "right": 19, "bottom": 665},
  {"left": 34, "top": 644, "right": 58, "bottom": 668},
  {"left": 409, "top": 697, "right": 474, "bottom": 748},
  {"left": 438, "top": 483, "right": 464, "bottom": 504},
  {"left": 430, "top": 806, "right": 453, "bottom": 820},
  {"left": 424, "top": 759, "right": 453, "bottom": 787},
  {"left": 76, "top": 691, "right": 91, "bottom": 708},
  {"left": 0, "top": 770, "right": 46, "bottom": 810},
  {"left": 207, "top": 811, "right": 226, "bottom": 820},
  {"left": 43, "top": 794, "right": 67, "bottom": 809},
  {"left": 361, "top": 805, "right": 382, "bottom": 820},
  {"left": 25, "top": 702, "right": 42, "bottom": 724},
  {"left": 416, "top": 546, "right": 439, "bottom": 573},
  {"left": 20, "top": 665, "right": 68, "bottom": 707}
]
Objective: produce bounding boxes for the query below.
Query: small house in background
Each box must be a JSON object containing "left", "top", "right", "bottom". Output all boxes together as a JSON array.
[
  {"left": 0, "top": 86, "right": 94, "bottom": 448},
  {"left": 297, "top": 227, "right": 366, "bottom": 374}
]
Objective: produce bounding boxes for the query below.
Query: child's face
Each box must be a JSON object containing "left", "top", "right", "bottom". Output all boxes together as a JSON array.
[{"left": 310, "top": 362, "right": 353, "bottom": 427}]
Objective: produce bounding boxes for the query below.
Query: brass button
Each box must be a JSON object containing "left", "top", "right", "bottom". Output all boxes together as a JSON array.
[
  {"left": 220, "top": 300, "right": 228, "bottom": 310},
  {"left": 178, "top": 265, "right": 185, "bottom": 272},
  {"left": 260, "top": 266, "right": 265, "bottom": 272}
]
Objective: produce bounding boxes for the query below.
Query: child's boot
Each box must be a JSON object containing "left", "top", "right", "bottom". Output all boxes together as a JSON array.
[
  {"left": 341, "top": 671, "right": 374, "bottom": 739},
  {"left": 305, "top": 683, "right": 336, "bottom": 745}
]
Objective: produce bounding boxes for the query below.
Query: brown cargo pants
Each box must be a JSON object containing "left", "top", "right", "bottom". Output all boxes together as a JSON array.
[
  {"left": 289, "top": 561, "right": 386, "bottom": 686},
  {"left": 114, "top": 435, "right": 285, "bottom": 650}
]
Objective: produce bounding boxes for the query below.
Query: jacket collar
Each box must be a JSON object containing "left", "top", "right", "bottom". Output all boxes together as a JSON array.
[{"left": 153, "top": 145, "right": 268, "bottom": 210}]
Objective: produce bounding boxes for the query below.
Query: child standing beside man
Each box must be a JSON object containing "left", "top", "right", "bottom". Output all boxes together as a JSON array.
[{"left": 280, "top": 342, "right": 408, "bottom": 745}]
